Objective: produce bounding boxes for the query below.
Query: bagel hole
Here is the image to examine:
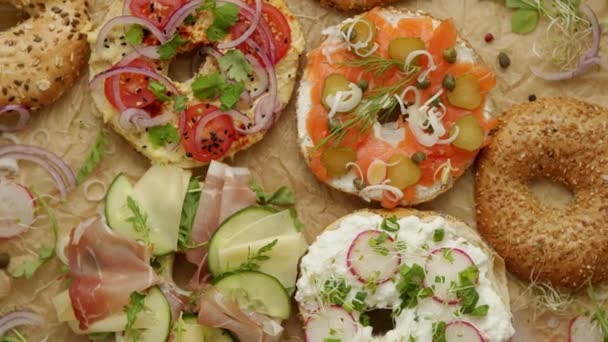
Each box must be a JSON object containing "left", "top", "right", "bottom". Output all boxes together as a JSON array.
[
  {"left": 168, "top": 49, "right": 205, "bottom": 82},
  {"left": 528, "top": 177, "right": 574, "bottom": 210},
  {"left": 364, "top": 308, "right": 395, "bottom": 336},
  {"left": 0, "top": 4, "right": 29, "bottom": 31}
]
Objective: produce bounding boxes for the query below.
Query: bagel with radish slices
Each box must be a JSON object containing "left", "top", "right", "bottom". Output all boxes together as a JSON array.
[
  {"left": 295, "top": 209, "right": 514, "bottom": 342},
  {"left": 88, "top": 0, "right": 304, "bottom": 168},
  {"left": 297, "top": 7, "right": 496, "bottom": 208}
]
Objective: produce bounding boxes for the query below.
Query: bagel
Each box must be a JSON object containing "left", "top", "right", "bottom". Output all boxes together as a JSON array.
[
  {"left": 0, "top": 0, "right": 90, "bottom": 110},
  {"left": 88, "top": 0, "right": 304, "bottom": 168},
  {"left": 296, "top": 7, "right": 497, "bottom": 208},
  {"left": 475, "top": 97, "right": 608, "bottom": 289},
  {"left": 295, "top": 208, "right": 515, "bottom": 341},
  {"left": 318, "top": 0, "right": 401, "bottom": 12}
]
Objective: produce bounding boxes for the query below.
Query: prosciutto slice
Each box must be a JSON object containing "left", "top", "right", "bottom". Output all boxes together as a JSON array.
[
  {"left": 67, "top": 217, "right": 158, "bottom": 330},
  {"left": 198, "top": 287, "right": 283, "bottom": 342},
  {"left": 186, "top": 161, "right": 256, "bottom": 281}
]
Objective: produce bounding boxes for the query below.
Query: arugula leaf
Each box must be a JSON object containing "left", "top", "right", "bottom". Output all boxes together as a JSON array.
[
  {"left": 396, "top": 263, "right": 428, "bottom": 309},
  {"left": 123, "top": 291, "right": 146, "bottom": 341},
  {"left": 433, "top": 228, "right": 445, "bottom": 242},
  {"left": 207, "top": 3, "right": 239, "bottom": 42},
  {"left": 233, "top": 239, "right": 278, "bottom": 272},
  {"left": 10, "top": 246, "right": 54, "bottom": 279},
  {"left": 289, "top": 208, "right": 305, "bottom": 231},
  {"left": 321, "top": 278, "right": 351, "bottom": 306},
  {"left": 76, "top": 130, "right": 108, "bottom": 184},
  {"left": 511, "top": 8, "right": 539, "bottom": 34},
  {"left": 148, "top": 80, "right": 171, "bottom": 102},
  {"left": 250, "top": 180, "right": 295, "bottom": 206},
  {"left": 126, "top": 196, "right": 150, "bottom": 244},
  {"left": 220, "top": 82, "right": 245, "bottom": 111},
  {"left": 178, "top": 178, "right": 201, "bottom": 250},
  {"left": 432, "top": 321, "right": 447, "bottom": 342},
  {"left": 125, "top": 25, "right": 144, "bottom": 45},
  {"left": 173, "top": 94, "right": 188, "bottom": 112},
  {"left": 148, "top": 124, "right": 179, "bottom": 148},
  {"left": 192, "top": 72, "right": 225, "bottom": 100},
  {"left": 380, "top": 216, "right": 399, "bottom": 232},
  {"left": 219, "top": 50, "right": 253, "bottom": 82},
  {"left": 158, "top": 34, "right": 188, "bottom": 60}
]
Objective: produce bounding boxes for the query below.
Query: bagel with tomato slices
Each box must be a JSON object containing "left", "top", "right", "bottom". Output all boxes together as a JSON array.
[
  {"left": 296, "top": 7, "right": 496, "bottom": 207},
  {"left": 88, "top": 0, "right": 304, "bottom": 167}
]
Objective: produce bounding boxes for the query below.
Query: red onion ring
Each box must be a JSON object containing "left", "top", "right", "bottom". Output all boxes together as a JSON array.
[
  {"left": 0, "top": 105, "right": 31, "bottom": 132},
  {"left": 110, "top": 48, "right": 160, "bottom": 112},
  {"left": 218, "top": 0, "right": 262, "bottom": 50},
  {"left": 90, "top": 66, "right": 179, "bottom": 98},
  {"left": 96, "top": 16, "right": 167, "bottom": 55},
  {"left": 164, "top": 0, "right": 203, "bottom": 38},
  {"left": 122, "top": 0, "right": 133, "bottom": 15},
  {"left": 246, "top": 55, "right": 269, "bottom": 99},
  {"left": 0, "top": 311, "right": 44, "bottom": 337},
  {"left": 119, "top": 108, "right": 174, "bottom": 131}
]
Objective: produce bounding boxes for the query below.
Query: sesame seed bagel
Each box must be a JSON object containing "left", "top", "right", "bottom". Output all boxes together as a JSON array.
[
  {"left": 475, "top": 97, "right": 608, "bottom": 289},
  {"left": 0, "top": 0, "right": 90, "bottom": 110}
]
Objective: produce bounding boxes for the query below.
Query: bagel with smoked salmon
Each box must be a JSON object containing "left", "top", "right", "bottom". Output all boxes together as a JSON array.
[
  {"left": 476, "top": 97, "right": 608, "bottom": 289},
  {"left": 297, "top": 7, "right": 496, "bottom": 208}
]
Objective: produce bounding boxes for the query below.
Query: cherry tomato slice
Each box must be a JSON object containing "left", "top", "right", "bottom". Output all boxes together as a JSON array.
[
  {"left": 231, "top": 2, "right": 292, "bottom": 65},
  {"left": 182, "top": 104, "right": 236, "bottom": 162},
  {"left": 104, "top": 59, "right": 159, "bottom": 111},
  {"left": 129, "top": 0, "right": 188, "bottom": 29}
]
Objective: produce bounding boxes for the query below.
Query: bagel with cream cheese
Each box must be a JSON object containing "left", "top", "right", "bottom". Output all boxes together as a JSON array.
[
  {"left": 476, "top": 97, "right": 608, "bottom": 289},
  {"left": 296, "top": 208, "right": 515, "bottom": 341},
  {"left": 0, "top": 0, "right": 90, "bottom": 111},
  {"left": 297, "top": 7, "right": 496, "bottom": 208}
]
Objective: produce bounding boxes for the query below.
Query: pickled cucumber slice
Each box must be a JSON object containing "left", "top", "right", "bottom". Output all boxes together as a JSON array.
[
  {"left": 388, "top": 37, "right": 425, "bottom": 64},
  {"left": 450, "top": 115, "right": 484, "bottom": 151},
  {"left": 446, "top": 74, "right": 482, "bottom": 110},
  {"left": 386, "top": 155, "right": 421, "bottom": 189},
  {"left": 322, "top": 74, "right": 352, "bottom": 110},
  {"left": 342, "top": 18, "right": 377, "bottom": 54},
  {"left": 321, "top": 147, "right": 357, "bottom": 178}
]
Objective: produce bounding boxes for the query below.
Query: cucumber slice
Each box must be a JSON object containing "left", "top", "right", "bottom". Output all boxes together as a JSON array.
[
  {"left": 224, "top": 210, "right": 300, "bottom": 246},
  {"left": 214, "top": 271, "right": 291, "bottom": 320},
  {"left": 104, "top": 174, "right": 135, "bottom": 237},
  {"left": 123, "top": 286, "right": 171, "bottom": 342},
  {"left": 173, "top": 315, "right": 234, "bottom": 342},
  {"left": 208, "top": 206, "right": 276, "bottom": 274}
]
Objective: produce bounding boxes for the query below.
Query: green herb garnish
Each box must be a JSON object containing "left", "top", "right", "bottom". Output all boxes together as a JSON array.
[
  {"left": 233, "top": 239, "right": 278, "bottom": 272},
  {"left": 368, "top": 232, "right": 390, "bottom": 256},
  {"left": 207, "top": 3, "right": 239, "bottom": 42},
  {"left": 454, "top": 266, "right": 489, "bottom": 316},
  {"left": 250, "top": 180, "right": 295, "bottom": 206},
  {"left": 219, "top": 50, "right": 253, "bottom": 82},
  {"left": 191, "top": 72, "right": 245, "bottom": 110},
  {"left": 396, "top": 263, "right": 430, "bottom": 310},
  {"left": 432, "top": 321, "right": 447, "bottom": 342},
  {"left": 433, "top": 228, "right": 445, "bottom": 242},
  {"left": 76, "top": 130, "right": 108, "bottom": 184},
  {"left": 148, "top": 124, "right": 179, "bottom": 148},
  {"left": 178, "top": 177, "right": 201, "bottom": 250},
  {"left": 173, "top": 94, "right": 188, "bottom": 112},
  {"left": 158, "top": 34, "right": 188, "bottom": 60},
  {"left": 148, "top": 80, "right": 171, "bottom": 102},
  {"left": 126, "top": 196, "right": 150, "bottom": 245},
  {"left": 123, "top": 291, "right": 146, "bottom": 341},
  {"left": 380, "top": 216, "right": 400, "bottom": 232},
  {"left": 321, "top": 278, "right": 351, "bottom": 306},
  {"left": 125, "top": 25, "right": 144, "bottom": 45}
]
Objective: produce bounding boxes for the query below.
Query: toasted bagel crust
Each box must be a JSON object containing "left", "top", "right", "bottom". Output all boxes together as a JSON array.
[
  {"left": 475, "top": 97, "right": 608, "bottom": 289},
  {"left": 319, "top": 0, "right": 401, "bottom": 12},
  {"left": 0, "top": 0, "right": 90, "bottom": 110}
]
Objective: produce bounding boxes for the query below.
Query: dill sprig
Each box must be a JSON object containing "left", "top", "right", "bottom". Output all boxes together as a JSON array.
[{"left": 340, "top": 53, "right": 421, "bottom": 76}]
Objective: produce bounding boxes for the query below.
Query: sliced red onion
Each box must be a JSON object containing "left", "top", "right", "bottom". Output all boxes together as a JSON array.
[
  {"left": 164, "top": 0, "right": 203, "bottom": 37},
  {"left": 110, "top": 48, "right": 161, "bottom": 112},
  {"left": 96, "top": 16, "right": 167, "bottom": 55},
  {"left": 218, "top": 0, "right": 262, "bottom": 50},
  {"left": 0, "top": 105, "right": 30, "bottom": 132},
  {"left": 246, "top": 55, "right": 269, "bottom": 99},
  {"left": 130, "top": 43, "right": 161, "bottom": 60},
  {"left": 0, "top": 182, "right": 35, "bottom": 239},
  {"left": 120, "top": 108, "right": 174, "bottom": 131},
  {"left": 90, "top": 66, "right": 179, "bottom": 98},
  {"left": 0, "top": 311, "right": 44, "bottom": 337},
  {"left": 581, "top": 3, "right": 601, "bottom": 60},
  {"left": 122, "top": 0, "right": 133, "bottom": 15}
]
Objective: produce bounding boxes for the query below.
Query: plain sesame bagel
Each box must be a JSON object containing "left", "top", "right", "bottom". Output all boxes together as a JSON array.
[
  {"left": 0, "top": 0, "right": 90, "bottom": 110},
  {"left": 475, "top": 97, "right": 608, "bottom": 289},
  {"left": 297, "top": 7, "right": 497, "bottom": 208},
  {"left": 296, "top": 208, "right": 514, "bottom": 341}
]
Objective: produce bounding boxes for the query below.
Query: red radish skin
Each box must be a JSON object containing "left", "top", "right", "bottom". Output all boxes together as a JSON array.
[
  {"left": 425, "top": 247, "right": 475, "bottom": 305},
  {"left": 305, "top": 305, "right": 358, "bottom": 342},
  {"left": 347, "top": 230, "right": 401, "bottom": 284},
  {"left": 569, "top": 316, "right": 603, "bottom": 342},
  {"left": 0, "top": 182, "right": 36, "bottom": 239},
  {"left": 445, "top": 320, "right": 485, "bottom": 342}
]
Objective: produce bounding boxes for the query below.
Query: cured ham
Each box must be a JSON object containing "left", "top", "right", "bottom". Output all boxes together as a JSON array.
[
  {"left": 67, "top": 217, "right": 158, "bottom": 329},
  {"left": 197, "top": 287, "right": 283, "bottom": 342},
  {"left": 186, "top": 161, "right": 256, "bottom": 277}
]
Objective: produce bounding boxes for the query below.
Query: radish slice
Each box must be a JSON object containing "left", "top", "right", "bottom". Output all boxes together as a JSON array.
[
  {"left": 445, "top": 321, "right": 485, "bottom": 342},
  {"left": 425, "top": 247, "right": 475, "bottom": 304},
  {"left": 305, "top": 306, "right": 357, "bottom": 342},
  {"left": 569, "top": 316, "right": 603, "bottom": 342},
  {"left": 0, "top": 182, "right": 35, "bottom": 239},
  {"left": 347, "top": 230, "right": 401, "bottom": 284}
]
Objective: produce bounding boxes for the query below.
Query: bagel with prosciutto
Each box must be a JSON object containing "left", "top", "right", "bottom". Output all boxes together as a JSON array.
[
  {"left": 89, "top": 0, "right": 304, "bottom": 168},
  {"left": 297, "top": 7, "right": 496, "bottom": 207},
  {"left": 296, "top": 209, "right": 514, "bottom": 341}
]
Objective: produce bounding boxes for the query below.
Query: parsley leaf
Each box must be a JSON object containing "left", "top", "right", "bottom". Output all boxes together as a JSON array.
[
  {"left": 250, "top": 180, "right": 295, "bottom": 206},
  {"left": 125, "top": 25, "right": 144, "bottom": 45},
  {"left": 432, "top": 321, "right": 447, "bottom": 342},
  {"left": 218, "top": 50, "right": 253, "bottom": 82},
  {"left": 76, "top": 130, "right": 108, "bottom": 184},
  {"left": 380, "top": 216, "right": 399, "bottom": 232},
  {"left": 126, "top": 196, "right": 150, "bottom": 245},
  {"left": 233, "top": 239, "right": 278, "bottom": 272},
  {"left": 207, "top": 3, "right": 239, "bottom": 42},
  {"left": 178, "top": 178, "right": 201, "bottom": 250},
  {"left": 158, "top": 34, "right": 188, "bottom": 60},
  {"left": 148, "top": 80, "right": 171, "bottom": 102},
  {"left": 123, "top": 291, "right": 146, "bottom": 341},
  {"left": 173, "top": 94, "right": 188, "bottom": 112},
  {"left": 148, "top": 124, "right": 179, "bottom": 148},
  {"left": 219, "top": 82, "right": 245, "bottom": 111},
  {"left": 433, "top": 228, "right": 445, "bottom": 242},
  {"left": 192, "top": 72, "right": 225, "bottom": 100}
]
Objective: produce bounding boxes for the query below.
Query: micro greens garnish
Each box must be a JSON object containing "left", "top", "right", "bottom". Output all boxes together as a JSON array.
[
  {"left": 432, "top": 321, "right": 447, "bottom": 342},
  {"left": 321, "top": 278, "right": 352, "bottom": 306},
  {"left": 368, "top": 232, "right": 390, "bottom": 256},
  {"left": 126, "top": 196, "right": 151, "bottom": 245},
  {"left": 233, "top": 239, "right": 278, "bottom": 272}
]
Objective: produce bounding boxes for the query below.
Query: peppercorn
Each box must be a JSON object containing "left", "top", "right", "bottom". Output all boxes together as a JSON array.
[
  {"left": 484, "top": 33, "right": 495, "bottom": 43},
  {"left": 415, "top": 78, "right": 431, "bottom": 89},
  {"left": 498, "top": 52, "right": 511, "bottom": 69},
  {"left": 356, "top": 79, "right": 369, "bottom": 92},
  {"left": 411, "top": 152, "right": 427, "bottom": 164},
  {"left": 528, "top": 94, "right": 537, "bottom": 102},
  {"left": 442, "top": 74, "right": 456, "bottom": 91},
  {"left": 442, "top": 47, "right": 457, "bottom": 64},
  {"left": 0, "top": 253, "right": 9, "bottom": 269}
]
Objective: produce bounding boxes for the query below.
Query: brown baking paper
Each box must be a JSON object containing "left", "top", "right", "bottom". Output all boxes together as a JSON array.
[{"left": 1, "top": 0, "right": 608, "bottom": 340}]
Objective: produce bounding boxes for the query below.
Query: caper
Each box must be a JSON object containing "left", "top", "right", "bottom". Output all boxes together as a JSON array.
[
  {"left": 353, "top": 178, "right": 365, "bottom": 190},
  {"left": 415, "top": 78, "right": 431, "bottom": 89},
  {"left": 498, "top": 52, "right": 511, "bottom": 69},
  {"left": 356, "top": 79, "right": 369, "bottom": 92},
  {"left": 443, "top": 47, "right": 457, "bottom": 64},
  {"left": 0, "top": 253, "right": 9, "bottom": 269},
  {"left": 411, "top": 152, "right": 427, "bottom": 164},
  {"left": 442, "top": 74, "right": 456, "bottom": 91}
]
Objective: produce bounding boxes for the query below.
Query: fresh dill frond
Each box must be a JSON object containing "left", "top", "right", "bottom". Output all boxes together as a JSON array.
[{"left": 340, "top": 55, "right": 404, "bottom": 76}]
